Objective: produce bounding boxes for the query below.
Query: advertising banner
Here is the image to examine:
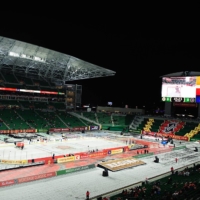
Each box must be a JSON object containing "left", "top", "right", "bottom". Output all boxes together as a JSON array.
[
  {"left": 0, "top": 159, "right": 28, "bottom": 165},
  {"left": 65, "top": 164, "right": 95, "bottom": 174},
  {"left": 80, "top": 153, "right": 89, "bottom": 159},
  {"left": 0, "top": 129, "right": 36, "bottom": 134},
  {"left": 142, "top": 131, "right": 188, "bottom": 141},
  {"left": 97, "top": 157, "right": 146, "bottom": 172},
  {"left": 71, "top": 127, "right": 80, "bottom": 131},
  {"left": 74, "top": 155, "right": 80, "bottom": 160},
  {"left": 79, "top": 151, "right": 107, "bottom": 159},
  {"left": 0, "top": 179, "right": 16, "bottom": 187},
  {"left": 110, "top": 149, "right": 123, "bottom": 155},
  {"left": 89, "top": 126, "right": 99, "bottom": 131},
  {"left": 89, "top": 151, "right": 107, "bottom": 158},
  {"left": 57, "top": 156, "right": 75, "bottom": 163},
  {"left": 38, "top": 129, "right": 48, "bottom": 132},
  {"left": 49, "top": 127, "right": 87, "bottom": 132},
  {"left": 71, "top": 127, "right": 86, "bottom": 131},
  {"left": 18, "top": 172, "right": 56, "bottom": 183},
  {"left": 49, "top": 128, "right": 70, "bottom": 132}
]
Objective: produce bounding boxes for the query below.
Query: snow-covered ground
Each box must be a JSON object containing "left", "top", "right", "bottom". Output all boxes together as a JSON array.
[{"left": 0, "top": 131, "right": 199, "bottom": 200}]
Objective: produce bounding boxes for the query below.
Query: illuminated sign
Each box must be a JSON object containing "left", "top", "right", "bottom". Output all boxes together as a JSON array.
[
  {"left": 161, "top": 76, "right": 200, "bottom": 102},
  {"left": 0, "top": 87, "right": 64, "bottom": 95},
  {"left": 162, "top": 97, "right": 196, "bottom": 102}
]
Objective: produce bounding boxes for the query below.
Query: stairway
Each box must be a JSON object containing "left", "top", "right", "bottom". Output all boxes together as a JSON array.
[
  {"left": 3, "top": 122, "right": 10, "bottom": 130},
  {"left": 15, "top": 110, "right": 33, "bottom": 129},
  {"left": 94, "top": 113, "right": 99, "bottom": 123},
  {"left": 68, "top": 112, "right": 101, "bottom": 126},
  {"left": 56, "top": 114, "right": 70, "bottom": 128},
  {"left": 78, "top": 117, "right": 88, "bottom": 126},
  {"left": 111, "top": 114, "right": 114, "bottom": 126},
  {"left": 130, "top": 116, "right": 144, "bottom": 129}
]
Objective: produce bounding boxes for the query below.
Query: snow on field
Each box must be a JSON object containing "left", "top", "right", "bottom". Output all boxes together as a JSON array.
[{"left": 0, "top": 131, "right": 200, "bottom": 200}]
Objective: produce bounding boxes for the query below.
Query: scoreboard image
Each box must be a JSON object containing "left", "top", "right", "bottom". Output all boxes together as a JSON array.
[{"left": 161, "top": 76, "right": 200, "bottom": 103}]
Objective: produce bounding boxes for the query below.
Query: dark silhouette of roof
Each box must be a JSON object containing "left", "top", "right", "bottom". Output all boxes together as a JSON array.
[{"left": 160, "top": 71, "right": 200, "bottom": 77}]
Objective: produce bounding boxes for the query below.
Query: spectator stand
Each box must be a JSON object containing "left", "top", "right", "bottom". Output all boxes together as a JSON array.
[{"left": 108, "top": 162, "right": 200, "bottom": 200}]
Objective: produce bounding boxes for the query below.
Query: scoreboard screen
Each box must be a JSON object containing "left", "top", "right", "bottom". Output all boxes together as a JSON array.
[
  {"left": 162, "top": 97, "right": 195, "bottom": 103},
  {"left": 161, "top": 76, "right": 200, "bottom": 102}
]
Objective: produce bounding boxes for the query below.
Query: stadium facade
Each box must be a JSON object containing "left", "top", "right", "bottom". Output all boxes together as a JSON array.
[{"left": 0, "top": 36, "right": 116, "bottom": 111}]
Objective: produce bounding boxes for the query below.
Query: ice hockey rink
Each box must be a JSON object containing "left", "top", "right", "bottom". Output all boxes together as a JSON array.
[
  {"left": 0, "top": 132, "right": 127, "bottom": 161},
  {"left": 0, "top": 132, "right": 200, "bottom": 200},
  {"left": 161, "top": 84, "right": 196, "bottom": 98}
]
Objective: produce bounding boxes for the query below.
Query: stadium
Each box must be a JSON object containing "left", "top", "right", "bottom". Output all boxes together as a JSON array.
[{"left": 0, "top": 36, "right": 200, "bottom": 200}]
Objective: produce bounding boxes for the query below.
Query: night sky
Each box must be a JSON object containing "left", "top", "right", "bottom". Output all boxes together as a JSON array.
[{"left": 1, "top": 11, "right": 200, "bottom": 110}]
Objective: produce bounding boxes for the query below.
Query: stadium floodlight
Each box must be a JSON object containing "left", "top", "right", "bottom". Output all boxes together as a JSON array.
[
  {"left": 9, "top": 52, "right": 19, "bottom": 57},
  {"left": 34, "top": 56, "right": 45, "bottom": 62},
  {"left": 21, "top": 54, "right": 26, "bottom": 58},
  {"left": 0, "top": 35, "right": 116, "bottom": 82},
  {"left": 185, "top": 77, "right": 190, "bottom": 82}
]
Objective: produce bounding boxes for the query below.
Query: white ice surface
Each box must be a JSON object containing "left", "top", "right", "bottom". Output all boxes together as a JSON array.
[{"left": 0, "top": 132, "right": 199, "bottom": 200}]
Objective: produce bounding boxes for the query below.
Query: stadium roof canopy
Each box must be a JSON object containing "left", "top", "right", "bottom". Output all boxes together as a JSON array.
[
  {"left": 160, "top": 71, "right": 200, "bottom": 78},
  {"left": 0, "top": 36, "right": 116, "bottom": 83}
]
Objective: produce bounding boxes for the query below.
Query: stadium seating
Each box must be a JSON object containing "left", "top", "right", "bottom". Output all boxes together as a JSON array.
[
  {"left": 0, "top": 73, "right": 5, "bottom": 81},
  {"left": 35, "top": 110, "right": 67, "bottom": 129},
  {"left": 176, "top": 122, "right": 198, "bottom": 136},
  {"left": 0, "top": 109, "right": 29, "bottom": 129},
  {"left": 48, "top": 102, "right": 66, "bottom": 110},
  {"left": 25, "top": 85, "right": 40, "bottom": 90},
  {"left": 0, "top": 119, "right": 9, "bottom": 130},
  {"left": 57, "top": 112, "right": 86, "bottom": 127},
  {"left": 112, "top": 115, "right": 134, "bottom": 126},
  {"left": 141, "top": 119, "right": 164, "bottom": 132},
  {"left": 34, "top": 79, "right": 50, "bottom": 87},
  {"left": 82, "top": 112, "right": 97, "bottom": 122},
  {"left": 110, "top": 164, "right": 200, "bottom": 200},
  {"left": 138, "top": 118, "right": 199, "bottom": 138},
  {"left": 0, "top": 99, "right": 20, "bottom": 107},
  {"left": 97, "top": 113, "right": 112, "bottom": 124},
  {"left": 4, "top": 83, "right": 22, "bottom": 88},
  {"left": 33, "top": 102, "right": 48, "bottom": 109},
  {"left": 136, "top": 118, "right": 149, "bottom": 132},
  {"left": 18, "top": 101, "right": 34, "bottom": 109},
  {"left": 191, "top": 132, "right": 200, "bottom": 141},
  {"left": 16, "top": 109, "right": 42, "bottom": 129},
  {"left": 78, "top": 117, "right": 94, "bottom": 126},
  {"left": 149, "top": 119, "right": 164, "bottom": 132},
  {"left": 18, "top": 76, "right": 33, "bottom": 85}
]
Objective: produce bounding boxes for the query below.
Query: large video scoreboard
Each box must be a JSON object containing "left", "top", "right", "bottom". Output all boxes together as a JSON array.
[{"left": 161, "top": 76, "right": 200, "bottom": 103}]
